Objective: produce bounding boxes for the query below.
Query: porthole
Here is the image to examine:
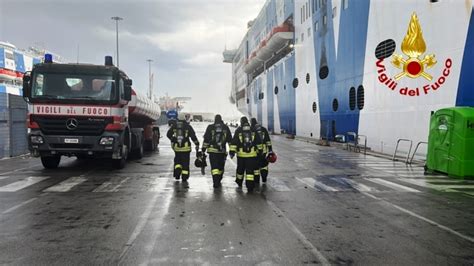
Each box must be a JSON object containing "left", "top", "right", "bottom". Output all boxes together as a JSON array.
[
  {"left": 306, "top": 73, "right": 310, "bottom": 84},
  {"left": 274, "top": 86, "right": 279, "bottom": 95},
  {"left": 312, "top": 102, "right": 317, "bottom": 113},
  {"left": 349, "top": 87, "right": 356, "bottom": 110},
  {"left": 319, "top": 66, "right": 329, "bottom": 79},
  {"left": 293, "top": 78, "right": 299, "bottom": 88},
  {"left": 357, "top": 85, "right": 365, "bottom": 110},
  {"left": 375, "top": 39, "right": 396, "bottom": 60},
  {"left": 332, "top": 98, "right": 338, "bottom": 112}
]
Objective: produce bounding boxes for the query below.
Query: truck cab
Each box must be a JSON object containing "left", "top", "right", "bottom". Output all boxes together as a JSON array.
[{"left": 23, "top": 55, "right": 135, "bottom": 169}]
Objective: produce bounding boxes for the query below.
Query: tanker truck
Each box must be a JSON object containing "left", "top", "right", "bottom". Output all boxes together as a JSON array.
[{"left": 22, "top": 55, "right": 161, "bottom": 169}]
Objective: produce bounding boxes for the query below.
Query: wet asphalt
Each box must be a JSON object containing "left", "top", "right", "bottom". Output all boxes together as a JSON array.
[{"left": 0, "top": 122, "right": 473, "bottom": 265}]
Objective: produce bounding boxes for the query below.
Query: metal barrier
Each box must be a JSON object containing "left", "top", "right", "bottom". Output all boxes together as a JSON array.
[
  {"left": 358, "top": 134, "right": 367, "bottom": 155},
  {"left": 346, "top": 132, "right": 358, "bottom": 152},
  {"left": 392, "top": 138, "right": 413, "bottom": 163},
  {"left": 408, "top": 141, "right": 428, "bottom": 164},
  {"left": 346, "top": 132, "right": 367, "bottom": 154}
]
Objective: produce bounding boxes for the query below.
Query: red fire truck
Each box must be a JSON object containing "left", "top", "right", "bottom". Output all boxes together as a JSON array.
[{"left": 22, "top": 55, "right": 161, "bottom": 169}]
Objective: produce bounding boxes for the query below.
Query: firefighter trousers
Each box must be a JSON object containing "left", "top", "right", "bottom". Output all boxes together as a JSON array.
[
  {"left": 255, "top": 154, "right": 269, "bottom": 183},
  {"left": 174, "top": 151, "right": 190, "bottom": 180},
  {"left": 209, "top": 153, "right": 226, "bottom": 186},
  {"left": 236, "top": 157, "right": 259, "bottom": 191}
]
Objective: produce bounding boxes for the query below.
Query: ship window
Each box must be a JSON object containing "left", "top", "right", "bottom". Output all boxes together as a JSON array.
[
  {"left": 357, "top": 85, "right": 365, "bottom": 110},
  {"left": 306, "top": 2, "right": 309, "bottom": 18},
  {"left": 314, "top": 21, "right": 319, "bottom": 32},
  {"left": 375, "top": 39, "right": 396, "bottom": 60},
  {"left": 308, "top": 27, "right": 311, "bottom": 37},
  {"left": 349, "top": 87, "right": 356, "bottom": 110},
  {"left": 333, "top": 7, "right": 337, "bottom": 18},
  {"left": 332, "top": 98, "right": 339, "bottom": 112},
  {"left": 246, "top": 98, "right": 249, "bottom": 104},
  {"left": 343, "top": 0, "right": 349, "bottom": 9},
  {"left": 312, "top": 102, "right": 317, "bottom": 113},
  {"left": 319, "top": 66, "right": 329, "bottom": 79},
  {"left": 306, "top": 73, "right": 310, "bottom": 84},
  {"left": 293, "top": 78, "right": 299, "bottom": 88},
  {"left": 301, "top": 33, "right": 304, "bottom": 42},
  {"left": 312, "top": 0, "right": 315, "bottom": 13},
  {"left": 323, "top": 15, "right": 327, "bottom": 25},
  {"left": 284, "top": 85, "right": 287, "bottom": 90},
  {"left": 303, "top": 5, "right": 305, "bottom": 22},
  {"left": 274, "top": 86, "right": 279, "bottom": 95},
  {"left": 5, "top": 52, "right": 14, "bottom": 60},
  {"left": 301, "top": 7, "right": 303, "bottom": 24},
  {"left": 259, "top": 92, "right": 264, "bottom": 100}
]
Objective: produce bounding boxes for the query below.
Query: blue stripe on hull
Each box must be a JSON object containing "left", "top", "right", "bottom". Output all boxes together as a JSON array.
[
  {"left": 278, "top": 55, "right": 296, "bottom": 135},
  {"left": 312, "top": 0, "right": 370, "bottom": 139},
  {"left": 456, "top": 7, "right": 474, "bottom": 107},
  {"left": 266, "top": 68, "right": 274, "bottom": 132}
]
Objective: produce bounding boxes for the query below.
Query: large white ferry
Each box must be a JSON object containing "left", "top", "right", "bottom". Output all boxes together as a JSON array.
[
  {"left": 0, "top": 41, "right": 63, "bottom": 96},
  {"left": 225, "top": 0, "right": 474, "bottom": 155}
]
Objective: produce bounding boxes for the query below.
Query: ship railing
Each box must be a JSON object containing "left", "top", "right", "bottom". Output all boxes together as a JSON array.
[
  {"left": 393, "top": 138, "right": 413, "bottom": 163},
  {"left": 408, "top": 141, "right": 428, "bottom": 164}
]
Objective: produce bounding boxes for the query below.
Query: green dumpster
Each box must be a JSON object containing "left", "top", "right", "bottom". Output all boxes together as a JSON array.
[{"left": 426, "top": 107, "right": 474, "bottom": 179}]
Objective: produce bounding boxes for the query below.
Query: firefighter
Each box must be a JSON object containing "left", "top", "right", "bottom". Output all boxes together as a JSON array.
[
  {"left": 202, "top": 114, "right": 232, "bottom": 188},
  {"left": 250, "top": 118, "right": 273, "bottom": 184},
  {"left": 229, "top": 117, "right": 262, "bottom": 192},
  {"left": 167, "top": 119, "right": 199, "bottom": 182}
]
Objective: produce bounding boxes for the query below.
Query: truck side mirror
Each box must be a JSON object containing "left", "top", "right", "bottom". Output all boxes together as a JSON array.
[
  {"left": 22, "top": 72, "right": 32, "bottom": 100},
  {"left": 124, "top": 85, "right": 132, "bottom": 101}
]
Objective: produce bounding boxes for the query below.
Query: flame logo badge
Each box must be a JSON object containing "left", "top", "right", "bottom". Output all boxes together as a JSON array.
[{"left": 392, "top": 13, "right": 437, "bottom": 80}]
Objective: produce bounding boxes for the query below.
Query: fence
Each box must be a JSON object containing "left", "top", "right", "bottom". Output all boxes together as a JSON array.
[{"left": 0, "top": 94, "right": 28, "bottom": 159}]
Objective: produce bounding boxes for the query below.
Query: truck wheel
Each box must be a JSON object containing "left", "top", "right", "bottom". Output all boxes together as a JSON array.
[
  {"left": 112, "top": 145, "right": 128, "bottom": 169},
  {"left": 41, "top": 155, "right": 61, "bottom": 169}
]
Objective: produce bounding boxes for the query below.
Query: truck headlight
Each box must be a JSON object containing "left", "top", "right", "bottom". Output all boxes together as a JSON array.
[
  {"left": 30, "top": 135, "right": 44, "bottom": 144},
  {"left": 99, "top": 137, "right": 114, "bottom": 145}
]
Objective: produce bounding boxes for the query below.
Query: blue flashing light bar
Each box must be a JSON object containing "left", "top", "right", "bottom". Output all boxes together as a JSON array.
[
  {"left": 105, "top": 56, "right": 114, "bottom": 66},
  {"left": 44, "top": 54, "right": 53, "bottom": 63}
]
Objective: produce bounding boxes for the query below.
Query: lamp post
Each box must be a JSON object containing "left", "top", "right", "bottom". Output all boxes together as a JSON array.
[
  {"left": 147, "top": 59, "right": 153, "bottom": 99},
  {"left": 111, "top": 16, "right": 123, "bottom": 67}
]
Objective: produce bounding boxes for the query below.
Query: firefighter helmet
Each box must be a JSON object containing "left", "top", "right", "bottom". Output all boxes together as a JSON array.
[
  {"left": 195, "top": 157, "right": 203, "bottom": 168},
  {"left": 266, "top": 152, "right": 277, "bottom": 163}
]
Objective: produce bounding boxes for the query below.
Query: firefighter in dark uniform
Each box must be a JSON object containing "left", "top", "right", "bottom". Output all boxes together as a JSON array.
[
  {"left": 250, "top": 118, "right": 273, "bottom": 184},
  {"left": 202, "top": 114, "right": 232, "bottom": 188},
  {"left": 167, "top": 119, "right": 199, "bottom": 182},
  {"left": 229, "top": 117, "right": 262, "bottom": 192}
]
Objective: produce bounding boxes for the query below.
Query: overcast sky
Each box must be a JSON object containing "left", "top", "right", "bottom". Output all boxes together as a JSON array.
[{"left": 0, "top": 0, "right": 265, "bottom": 118}]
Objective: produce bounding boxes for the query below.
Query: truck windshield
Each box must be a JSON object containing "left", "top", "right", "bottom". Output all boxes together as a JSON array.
[{"left": 31, "top": 72, "right": 116, "bottom": 103}]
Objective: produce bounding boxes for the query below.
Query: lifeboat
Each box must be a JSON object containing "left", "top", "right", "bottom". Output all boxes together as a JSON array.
[{"left": 243, "top": 23, "right": 294, "bottom": 74}]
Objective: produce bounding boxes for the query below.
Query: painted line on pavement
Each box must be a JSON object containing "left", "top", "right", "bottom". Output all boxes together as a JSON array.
[
  {"left": 361, "top": 192, "right": 474, "bottom": 243},
  {"left": 267, "top": 200, "right": 330, "bottom": 266},
  {"left": 0, "top": 164, "right": 42, "bottom": 176},
  {"left": 1, "top": 197, "right": 38, "bottom": 215},
  {"left": 0, "top": 176, "right": 50, "bottom": 192},
  {"left": 295, "top": 177, "right": 474, "bottom": 244},
  {"left": 43, "top": 176, "right": 88, "bottom": 192},
  {"left": 365, "top": 178, "right": 421, "bottom": 193},
  {"left": 118, "top": 172, "right": 173, "bottom": 264},
  {"left": 296, "top": 177, "right": 338, "bottom": 192}
]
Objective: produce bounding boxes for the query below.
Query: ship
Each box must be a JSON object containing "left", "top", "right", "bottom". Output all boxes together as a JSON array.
[
  {"left": 0, "top": 41, "right": 64, "bottom": 96},
  {"left": 225, "top": 0, "right": 474, "bottom": 156}
]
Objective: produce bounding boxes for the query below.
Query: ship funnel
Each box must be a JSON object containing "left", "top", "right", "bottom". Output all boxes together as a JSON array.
[{"left": 105, "top": 56, "right": 114, "bottom": 66}]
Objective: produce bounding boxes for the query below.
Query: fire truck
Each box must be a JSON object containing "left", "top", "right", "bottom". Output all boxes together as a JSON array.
[{"left": 22, "top": 55, "right": 161, "bottom": 169}]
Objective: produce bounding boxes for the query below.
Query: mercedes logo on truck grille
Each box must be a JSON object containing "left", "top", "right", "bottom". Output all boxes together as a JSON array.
[{"left": 66, "top": 118, "right": 79, "bottom": 130}]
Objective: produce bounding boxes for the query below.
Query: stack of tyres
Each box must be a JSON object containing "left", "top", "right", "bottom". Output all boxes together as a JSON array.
[{"left": 426, "top": 107, "right": 474, "bottom": 179}]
